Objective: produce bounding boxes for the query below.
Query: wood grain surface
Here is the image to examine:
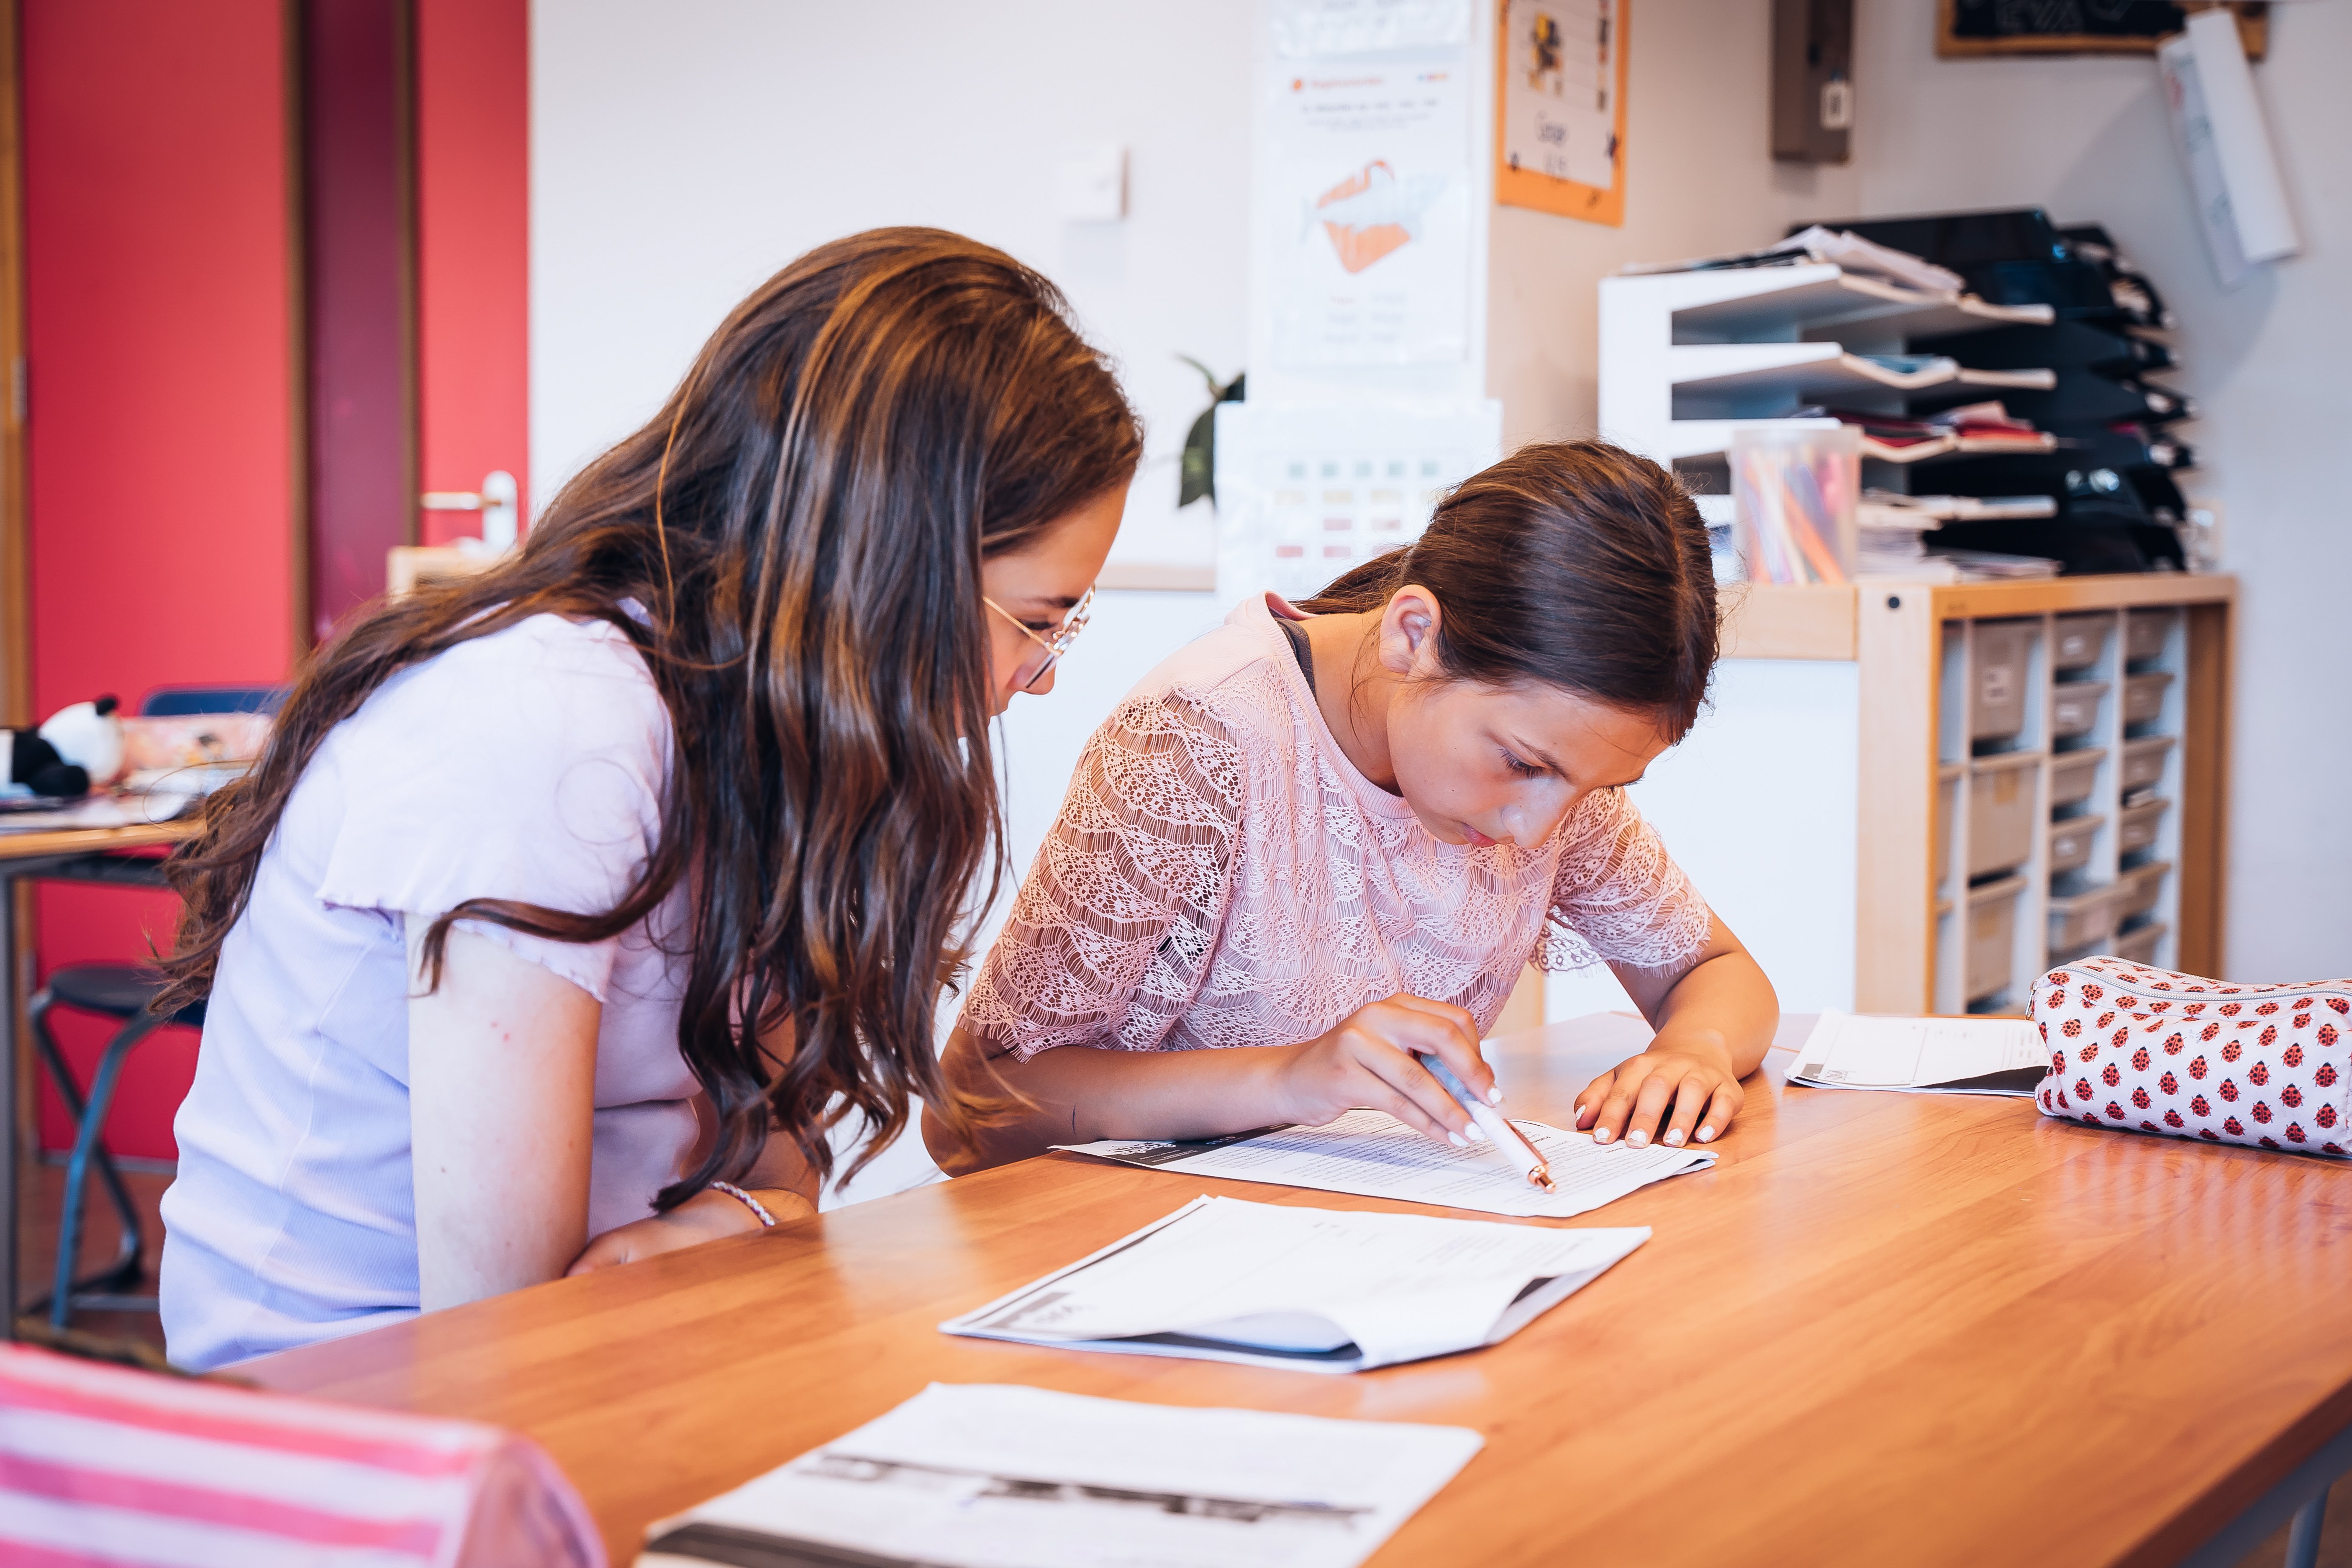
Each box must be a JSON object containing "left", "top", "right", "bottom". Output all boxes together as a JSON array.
[
  {"left": 0, "top": 819, "right": 192, "bottom": 862},
  {"left": 244, "top": 1011, "right": 2352, "bottom": 1568}
]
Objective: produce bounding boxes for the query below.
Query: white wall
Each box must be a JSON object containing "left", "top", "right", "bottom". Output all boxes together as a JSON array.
[
  {"left": 532, "top": 0, "right": 1250, "bottom": 577},
  {"left": 1842, "top": 0, "right": 2351, "bottom": 982}
]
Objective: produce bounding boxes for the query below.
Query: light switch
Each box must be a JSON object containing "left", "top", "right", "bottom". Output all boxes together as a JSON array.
[{"left": 1057, "top": 142, "right": 1126, "bottom": 222}]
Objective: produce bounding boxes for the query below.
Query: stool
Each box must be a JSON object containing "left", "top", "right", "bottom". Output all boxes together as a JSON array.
[{"left": 30, "top": 965, "right": 203, "bottom": 1330}]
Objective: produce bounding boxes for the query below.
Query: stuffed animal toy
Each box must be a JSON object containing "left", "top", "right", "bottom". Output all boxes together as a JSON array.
[{"left": 2, "top": 695, "right": 125, "bottom": 798}]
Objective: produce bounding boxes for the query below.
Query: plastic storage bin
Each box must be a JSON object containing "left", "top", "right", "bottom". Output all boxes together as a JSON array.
[
  {"left": 2048, "top": 814, "right": 2103, "bottom": 875},
  {"left": 2048, "top": 884, "right": 2117, "bottom": 955},
  {"left": 2051, "top": 613, "right": 2111, "bottom": 673},
  {"left": 1966, "top": 875, "right": 2028, "bottom": 1005},
  {"left": 2122, "top": 670, "right": 2173, "bottom": 727},
  {"left": 1969, "top": 620, "right": 2035, "bottom": 744},
  {"left": 2049, "top": 747, "right": 2105, "bottom": 810},
  {"left": 2111, "top": 920, "right": 2169, "bottom": 965},
  {"left": 2120, "top": 734, "right": 2174, "bottom": 793},
  {"left": 2115, "top": 858, "right": 2170, "bottom": 922},
  {"left": 1934, "top": 764, "right": 1961, "bottom": 889},
  {"left": 2118, "top": 796, "right": 2169, "bottom": 855},
  {"left": 2125, "top": 608, "right": 2177, "bottom": 665},
  {"left": 2050, "top": 681, "right": 2107, "bottom": 742},
  {"left": 1967, "top": 752, "right": 2041, "bottom": 878}
]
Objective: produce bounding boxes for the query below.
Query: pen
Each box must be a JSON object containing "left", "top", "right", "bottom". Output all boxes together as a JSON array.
[{"left": 1416, "top": 1052, "right": 1556, "bottom": 1192}]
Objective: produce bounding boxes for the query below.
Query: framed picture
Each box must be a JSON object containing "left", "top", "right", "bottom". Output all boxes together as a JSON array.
[
  {"left": 1936, "top": 0, "right": 2267, "bottom": 60},
  {"left": 1495, "top": 0, "right": 1629, "bottom": 227}
]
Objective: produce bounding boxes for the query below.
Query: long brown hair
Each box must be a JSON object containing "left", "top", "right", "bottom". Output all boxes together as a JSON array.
[
  {"left": 159, "top": 228, "right": 1141, "bottom": 1198},
  {"left": 1298, "top": 439, "right": 1718, "bottom": 737}
]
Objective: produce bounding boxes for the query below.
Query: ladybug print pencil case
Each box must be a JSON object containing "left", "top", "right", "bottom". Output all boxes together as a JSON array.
[{"left": 2032, "top": 955, "right": 2352, "bottom": 1156}]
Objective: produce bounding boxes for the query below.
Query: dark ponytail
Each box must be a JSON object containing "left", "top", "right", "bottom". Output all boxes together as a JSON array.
[{"left": 1296, "top": 439, "right": 1719, "bottom": 739}]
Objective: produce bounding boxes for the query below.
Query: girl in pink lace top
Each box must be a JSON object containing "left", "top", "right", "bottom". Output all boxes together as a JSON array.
[{"left": 926, "top": 441, "right": 1779, "bottom": 1172}]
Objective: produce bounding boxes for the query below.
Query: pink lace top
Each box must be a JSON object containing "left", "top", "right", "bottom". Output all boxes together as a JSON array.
[{"left": 962, "top": 593, "right": 1714, "bottom": 1060}]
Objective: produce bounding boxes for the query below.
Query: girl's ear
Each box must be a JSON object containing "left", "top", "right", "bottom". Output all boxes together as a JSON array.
[{"left": 1377, "top": 585, "right": 1443, "bottom": 677}]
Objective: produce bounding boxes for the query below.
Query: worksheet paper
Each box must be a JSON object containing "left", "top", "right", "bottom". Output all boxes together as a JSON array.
[
  {"left": 640, "top": 1383, "right": 1482, "bottom": 1568},
  {"left": 1789, "top": 1010, "right": 2047, "bottom": 1096},
  {"left": 940, "top": 1195, "right": 1648, "bottom": 1373},
  {"left": 1057, "top": 1108, "right": 1714, "bottom": 1219}
]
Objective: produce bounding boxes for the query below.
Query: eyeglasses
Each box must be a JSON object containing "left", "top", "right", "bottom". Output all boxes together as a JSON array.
[{"left": 983, "top": 585, "right": 1095, "bottom": 693}]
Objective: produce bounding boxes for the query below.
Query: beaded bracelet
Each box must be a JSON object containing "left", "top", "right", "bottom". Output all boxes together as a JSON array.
[{"left": 708, "top": 1180, "right": 779, "bottom": 1229}]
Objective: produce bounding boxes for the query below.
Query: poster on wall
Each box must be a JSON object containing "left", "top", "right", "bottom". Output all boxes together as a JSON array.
[
  {"left": 1266, "top": 0, "right": 1477, "bottom": 370},
  {"left": 1213, "top": 399, "right": 1502, "bottom": 611},
  {"left": 1495, "top": 0, "right": 1629, "bottom": 227}
]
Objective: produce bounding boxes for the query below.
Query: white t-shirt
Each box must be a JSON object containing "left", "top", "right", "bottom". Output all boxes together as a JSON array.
[{"left": 159, "top": 614, "right": 697, "bottom": 1370}]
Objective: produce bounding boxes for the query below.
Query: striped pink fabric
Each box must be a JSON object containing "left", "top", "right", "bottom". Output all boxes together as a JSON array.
[{"left": 0, "top": 1344, "right": 605, "bottom": 1568}]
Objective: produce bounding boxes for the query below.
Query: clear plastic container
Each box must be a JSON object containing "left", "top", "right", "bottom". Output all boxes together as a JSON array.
[
  {"left": 1967, "top": 752, "right": 2041, "bottom": 878},
  {"left": 2049, "top": 680, "right": 2107, "bottom": 742},
  {"left": 2125, "top": 608, "right": 2177, "bottom": 665},
  {"left": 1966, "top": 875, "right": 2027, "bottom": 1005},
  {"left": 2114, "top": 858, "right": 2171, "bottom": 922},
  {"left": 2051, "top": 612, "right": 2112, "bottom": 673},
  {"left": 2122, "top": 670, "right": 2173, "bottom": 727},
  {"left": 2119, "top": 734, "right": 2175, "bottom": 793},
  {"left": 2047, "top": 884, "right": 2118, "bottom": 955},
  {"left": 2049, "top": 747, "right": 2105, "bottom": 810},
  {"left": 2048, "top": 814, "right": 2103, "bottom": 875},
  {"left": 1969, "top": 621, "right": 2037, "bottom": 744},
  {"left": 1730, "top": 425, "right": 1859, "bottom": 585},
  {"left": 2118, "top": 796, "right": 2170, "bottom": 855}
]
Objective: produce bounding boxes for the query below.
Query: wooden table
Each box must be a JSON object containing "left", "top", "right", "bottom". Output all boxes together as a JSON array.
[
  {"left": 1, "top": 819, "right": 195, "bottom": 1327},
  {"left": 246, "top": 1012, "right": 2352, "bottom": 1568}
]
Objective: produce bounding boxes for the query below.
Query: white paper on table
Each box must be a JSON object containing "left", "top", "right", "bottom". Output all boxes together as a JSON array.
[
  {"left": 1057, "top": 1108, "right": 1714, "bottom": 1219},
  {"left": 641, "top": 1383, "right": 1483, "bottom": 1568},
  {"left": 1789, "top": 1010, "right": 2045, "bottom": 1096},
  {"left": 940, "top": 1195, "right": 1648, "bottom": 1373}
]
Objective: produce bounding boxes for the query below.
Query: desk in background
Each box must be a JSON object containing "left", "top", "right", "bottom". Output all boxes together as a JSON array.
[
  {"left": 245, "top": 1011, "right": 2352, "bottom": 1567},
  {"left": 1, "top": 821, "right": 195, "bottom": 1330}
]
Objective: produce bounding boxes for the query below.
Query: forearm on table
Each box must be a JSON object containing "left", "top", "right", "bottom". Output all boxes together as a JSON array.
[
  {"left": 1642, "top": 947, "right": 1780, "bottom": 1078},
  {"left": 924, "top": 1028, "right": 1292, "bottom": 1174}
]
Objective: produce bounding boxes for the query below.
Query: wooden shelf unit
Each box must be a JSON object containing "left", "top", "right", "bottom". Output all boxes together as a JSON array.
[{"left": 1847, "top": 573, "right": 2233, "bottom": 1012}]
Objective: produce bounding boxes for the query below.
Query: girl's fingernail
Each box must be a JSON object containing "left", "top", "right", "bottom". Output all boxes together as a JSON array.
[
  {"left": 1486, "top": 1086, "right": 1506, "bottom": 1106},
  {"left": 1698, "top": 1125, "right": 1717, "bottom": 1142},
  {"left": 1664, "top": 1129, "right": 1685, "bottom": 1146},
  {"left": 1448, "top": 1130, "right": 1468, "bottom": 1147},
  {"left": 1628, "top": 1129, "right": 1650, "bottom": 1148},
  {"left": 1593, "top": 1127, "right": 1611, "bottom": 1143}
]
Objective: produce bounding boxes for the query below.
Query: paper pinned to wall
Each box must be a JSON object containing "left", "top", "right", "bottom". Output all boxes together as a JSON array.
[
  {"left": 1264, "top": 1, "right": 1478, "bottom": 370},
  {"left": 1212, "top": 398, "right": 1500, "bottom": 608}
]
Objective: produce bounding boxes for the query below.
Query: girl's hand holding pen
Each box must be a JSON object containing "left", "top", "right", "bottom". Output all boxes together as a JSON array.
[
  {"left": 1275, "top": 994, "right": 1500, "bottom": 1148},
  {"left": 1573, "top": 1033, "right": 1747, "bottom": 1150}
]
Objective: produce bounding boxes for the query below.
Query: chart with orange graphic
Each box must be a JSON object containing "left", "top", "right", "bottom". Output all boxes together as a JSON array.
[{"left": 1270, "top": 54, "right": 1472, "bottom": 370}]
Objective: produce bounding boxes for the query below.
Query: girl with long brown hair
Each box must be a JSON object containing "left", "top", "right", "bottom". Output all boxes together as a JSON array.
[
  {"left": 924, "top": 439, "right": 1777, "bottom": 1174},
  {"left": 154, "top": 229, "right": 1141, "bottom": 1370}
]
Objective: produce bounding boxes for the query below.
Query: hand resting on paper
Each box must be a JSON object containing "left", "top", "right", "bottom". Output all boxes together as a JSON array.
[
  {"left": 1567, "top": 913, "right": 1780, "bottom": 1150},
  {"left": 922, "top": 993, "right": 1500, "bottom": 1175}
]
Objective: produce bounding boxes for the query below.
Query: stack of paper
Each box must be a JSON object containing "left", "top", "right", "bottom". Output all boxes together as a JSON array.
[
  {"left": 642, "top": 1383, "right": 1483, "bottom": 1568},
  {"left": 941, "top": 1195, "right": 1648, "bottom": 1373},
  {"left": 1058, "top": 1108, "right": 1713, "bottom": 1219},
  {"left": 1790, "top": 1011, "right": 2047, "bottom": 1096}
]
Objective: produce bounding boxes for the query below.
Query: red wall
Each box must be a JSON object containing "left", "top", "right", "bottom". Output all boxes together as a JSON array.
[
  {"left": 23, "top": 0, "right": 299, "bottom": 1157},
  {"left": 416, "top": 0, "right": 530, "bottom": 544},
  {"left": 22, "top": 0, "right": 531, "bottom": 1160}
]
